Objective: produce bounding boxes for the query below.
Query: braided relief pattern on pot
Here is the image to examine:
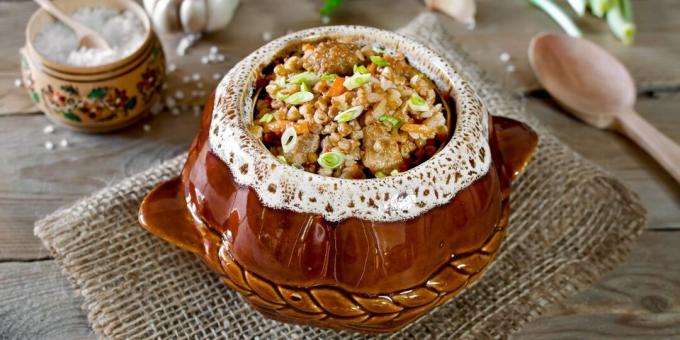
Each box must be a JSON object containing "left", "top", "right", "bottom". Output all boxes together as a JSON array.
[{"left": 215, "top": 219, "right": 508, "bottom": 333}]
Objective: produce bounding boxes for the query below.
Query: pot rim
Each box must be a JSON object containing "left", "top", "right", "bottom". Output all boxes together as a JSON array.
[
  {"left": 210, "top": 25, "right": 492, "bottom": 222},
  {"left": 24, "top": 0, "right": 153, "bottom": 74}
]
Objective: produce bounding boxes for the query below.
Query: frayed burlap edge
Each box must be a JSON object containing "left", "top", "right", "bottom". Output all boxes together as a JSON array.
[{"left": 35, "top": 12, "right": 646, "bottom": 340}]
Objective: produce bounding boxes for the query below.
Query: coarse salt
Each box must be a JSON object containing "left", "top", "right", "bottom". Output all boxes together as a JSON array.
[
  {"left": 44, "top": 141, "right": 54, "bottom": 150},
  {"left": 499, "top": 52, "right": 511, "bottom": 63},
  {"left": 33, "top": 7, "right": 146, "bottom": 67},
  {"left": 59, "top": 139, "right": 69, "bottom": 147},
  {"left": 43, "top": 125, "right": 55, "bottom": 134},
  {"left": 14, "top": 78, "right": 22, "bottom": 87}
]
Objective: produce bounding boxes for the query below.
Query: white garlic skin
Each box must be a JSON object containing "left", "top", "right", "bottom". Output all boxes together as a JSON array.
[{"left": 144, "top": 0, "right": 239, "bottom": 34}]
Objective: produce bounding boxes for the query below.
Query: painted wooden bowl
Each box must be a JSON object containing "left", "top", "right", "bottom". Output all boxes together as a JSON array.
[
  {"left": 21, "top": 0, "right": 165, "bottom": 133},
  {"left": 139, "top": 26, "right": 537, "bottom": 333}
]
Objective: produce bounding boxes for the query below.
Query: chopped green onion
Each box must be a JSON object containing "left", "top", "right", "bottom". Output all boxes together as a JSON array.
[
  {"left": 288, "top": 71, "right": 319, "bottom": 85},
  {"left": 589, "top": 0, "right": 611, "bottom": 18},
  {"left": 378, "top": 114, "right": 404, "bottom": 129},
  {"left": 370, "top": 55, "right": 389, "bottom": 67},
  {"left": 283, "top": 91, "right": 314, "bottom": 105},
  {"left": 320, "top": 0, "right": 343, "bottom": 16},
  {"left": 353, "top": 64, "right": 369, "bottom": 74},
  {"left": 408, "top": 93, "right": 429, "bottom": 112},
  {"left": 275, "top": 92, "right": 288, "bottom": 101},
  {"left": 390, "top": 169, "right": 400, "bottom": 176},
  {"left": 276, "top": 155, "right": 288, "bottom": 164},
  {"left": 335, "top": 105, "right": 364, "bottom": 123},
  {"left": 375, "top": 171, "right": 386, "bottom": 178},
  {"left": 343, "top": 73, "right": 371, "bottom": 90},
  {"left": 258, "top": 113, "right": 274, "bottom": 123},
  {"left": 275, "top": 76, "right": 286, "bottom": 88},
  {"left": 319, "top": 73, "right": 337, "bottom": 82},
  {"left": 567, "top": 0, "right": 587, "bottom": 16},
  {"left": 281, "top": 126, "right": 298, "bottom": 153},
  {"left": 300, "top": 82, "right": 310, "bottom": 92},
  {"left": 318, "top": 151, "right": 345, "bottom": 169},
  {"left": 607, "top": 0, "right": 635, "bottom": 45},
  {"left": 529, "top": 0, "right": 584, "bottom": 37}
]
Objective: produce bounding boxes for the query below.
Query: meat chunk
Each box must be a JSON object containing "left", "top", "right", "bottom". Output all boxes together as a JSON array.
[
  {"left": 284, "top": 133, "right": 319, "bottom": 166},
  {"left": 302, "top": 41, "right": 361, "bottom": 75},
  {"left": 362, "top": 123, "right": 405, "bottom": 174}
]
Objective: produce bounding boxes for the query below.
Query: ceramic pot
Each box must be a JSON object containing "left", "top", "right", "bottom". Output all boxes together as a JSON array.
[
  {"left": 21, "top": 0, "right": 165, "bottom": 133},
  {"left": 139, "top": 26, "right": 538, "bottom": 333}
]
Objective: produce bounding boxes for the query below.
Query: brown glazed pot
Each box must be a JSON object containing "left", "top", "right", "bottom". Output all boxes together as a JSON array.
[{"left": 139, "top": 26, "right": 538, "bottom": 333}]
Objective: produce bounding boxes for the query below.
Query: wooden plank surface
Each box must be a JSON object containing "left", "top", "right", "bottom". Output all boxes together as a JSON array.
[
  {"left": 3, "top": 0, "right": 680, "bottom": 114},
  {"left": 1, "top": 0, "right": 679, "bottom": 338}
]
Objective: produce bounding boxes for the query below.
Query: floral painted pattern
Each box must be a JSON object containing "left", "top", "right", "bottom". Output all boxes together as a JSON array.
[{"left": 41, "top": 85, "right": 137, "bottom": 122}]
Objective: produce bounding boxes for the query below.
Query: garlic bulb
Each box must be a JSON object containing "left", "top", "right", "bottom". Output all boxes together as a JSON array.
[
  {"left": 425, "top": 0, "right": 476, "bottom": 28},
  {"left": 143, "top": 0, "right": 239, "bottom": 34}
]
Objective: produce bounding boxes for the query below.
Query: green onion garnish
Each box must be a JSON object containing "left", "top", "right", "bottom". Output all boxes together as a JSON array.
[
  {"left": 607, "top": 0, "right": 635, "bottom": 45},
  {"left": 283, "top": 91, "right": 314, "bottom": 105},
  {"left": 275, "top": 92, "right": 288, "bottom": 101},
  {"left": 529, "top": 0, "right": 583, "bottom": 37},
  {"left": 370, "top": 55, "right": 389, "bottom": 67},
  {"left": 408, "top": 93, "right": 429, "bottom": 112},
  {"left": 378, "top": 114, "right": 403, "bottom": 129},
  {"left": 317, "top": 151, "right": 345, "bottom": 169},
  {"left": 258, "top": 113, "right": 274, "bottom": 123},
  {"left": 319, "top": 73, "right": 337, "bottom": 82},
  {"left": 335, "top": 105, "right": 364, "bottom": 123},
  {"left": 588, "top": 0, "right": 611, "bottom": 18},
  {"left": 276, "top": 155, "right": 288, "bottom": 164},
  {"left": 567, "top": 0, "right": 587, "bottom": 16},
  {"left": 281, "top": 126, "right": 298, "bottom": 153},
  {"left": 343, "top": 73, "right": 371, "bottom": 90},
  {"left": 300, "top": 82, "right": 310, "bottom": 92},
  {"left": 375, "top": 171, "right": 386, "bottom": 178},
  {"left": 288, "top": 71, "right": 319, "bottom": 85},
  {"left": 390, "top": 169, "right": 400, "bottom": 176},
  {"left": 353, "top": 64, "right": 369, "bottom": 74}
]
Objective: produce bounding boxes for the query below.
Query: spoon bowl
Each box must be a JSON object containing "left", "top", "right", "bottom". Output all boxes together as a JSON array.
[{"left": 529, "top": 32, "right": 680, "bottom": 183}]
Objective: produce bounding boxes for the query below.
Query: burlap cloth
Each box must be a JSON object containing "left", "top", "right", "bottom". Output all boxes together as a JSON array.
[{"left": 34, "top": 13, "right": 646, "bottom": 339}]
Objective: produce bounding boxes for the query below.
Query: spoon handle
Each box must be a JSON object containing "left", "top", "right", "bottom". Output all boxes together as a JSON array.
[
  {"left": 616, "top": 110, "right": 680, "bottom": 184},
  {"left": 33, "top": 0, "right": 111, "bottom": 50}
]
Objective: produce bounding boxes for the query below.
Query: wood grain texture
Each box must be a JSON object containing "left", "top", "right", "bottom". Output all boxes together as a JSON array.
[
  {"left": 0, "top": 261, "right": 93, "bottom": 340},
  {"left": 3, "top": 0, "right": 680, "bottom": 114}
]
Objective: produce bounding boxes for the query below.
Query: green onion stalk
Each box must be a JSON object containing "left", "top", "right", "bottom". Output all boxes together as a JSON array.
[
  {"left": 529, "top": 0, "right": 583, "bottom": 37},
  {"left": 567, "top": 0, "right": 587, "bottom": 16},
  {"left": 607, "top": 0, "right": 635, "bottom": 45},
  {"left": 588, "top": 0, "right": 612, "bottom": 18}
]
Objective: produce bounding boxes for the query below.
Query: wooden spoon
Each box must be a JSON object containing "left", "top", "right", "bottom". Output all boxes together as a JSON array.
[
  {"left": 529, "top": 32, "right": 680, "bottom": 183},
  {"left": 34, "top": 0, "right": 112, "bottom": 51}
]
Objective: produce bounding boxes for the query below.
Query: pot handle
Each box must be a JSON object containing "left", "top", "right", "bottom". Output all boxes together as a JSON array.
[
  {"left": 491, "top": 116, "right": 538, "bottom": 183},
  {"left": 138, "top": 177, "right": 224, "bottom": 272}
]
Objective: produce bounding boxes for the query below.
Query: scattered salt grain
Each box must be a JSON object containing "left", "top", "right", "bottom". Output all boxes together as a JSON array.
[
  {"left": 191, "top": 73, "right": 201, "bottom": 81},
  {"left": 150, "top": 101, "right": 163, "bottom": 115},
  {"left": 499, "top": 52, "right": 511, "bottom": 63},
  {"left": 165, "top": 97, "right": 177, "bottom": 108},
  {"left": 174, "top": 90, "right": 185, "bottom": 99},
  {"left": 59, "top": 139, "right": 69, "bottom": 148},
  {"left": 321, "top": 16, "right": 331, "bottom": 25},
  {"left": 193, "top": 105, "right": 202, "bottom": 116},
  {"left": 43, "top": 125, "right": 55, "bottom": 134},
  {"left": 143, "top": 124, "right": 151, "bottom": 132},
  {"left": 176, "top": 33, "right": 201, "bottom": 56},
  {"left": 506, "top": 64, "right": 516, "bottom": 73},
  {"left": 171, "top": 107, "right": 180, "bottom": 116},
  {"left": 261, "top": 31, "right": 272, "bottom": 42},
  {"left": 209, "top": 46, "right": 219, "bottom": 55},
  {"left": 196, "top": 82, "right": 204, "bottom": 89},
  {"left": 167, "top": 63, "right": 177, "bottom": 73},
  {"left": 216, "top": 54, "right": 225, "bottom": 62},
  {"left": 33, "top": 7, "right": 145, "bottom": 67},
  {"left": 44, "top": 141, "right": 54, "bottom": 150},
  {"left": 182, "top": 75, "right": 191, "bottom": 83},
  {"left": 212, "top": 73, "right": 221, "bottom": 80},
  {"left": 14, "top": 78, "right": 22, "bottom": 88},
  {"left": 201, "top": 56, "right": 210, "bottom": 64}
]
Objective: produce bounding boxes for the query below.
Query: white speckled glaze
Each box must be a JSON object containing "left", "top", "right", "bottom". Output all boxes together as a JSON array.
[{"left": 209, "top": 26, "right": 490, "bottom": 222}]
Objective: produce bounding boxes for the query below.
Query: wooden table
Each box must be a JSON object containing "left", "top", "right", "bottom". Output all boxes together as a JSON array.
[{"left": 1, "top": 0, "right": 678, "bottom": 338}]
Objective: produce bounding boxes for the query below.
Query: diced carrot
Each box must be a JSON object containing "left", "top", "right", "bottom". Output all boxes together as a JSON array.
[
  {"left": 368, "top": 63, "right": 377, "bottom": 74},
  {"left": 327, "top": 76, "right": 346, "bottom": 97},
  {"left": 294, "top": 121, "right": 309, "bottom": 134}
]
